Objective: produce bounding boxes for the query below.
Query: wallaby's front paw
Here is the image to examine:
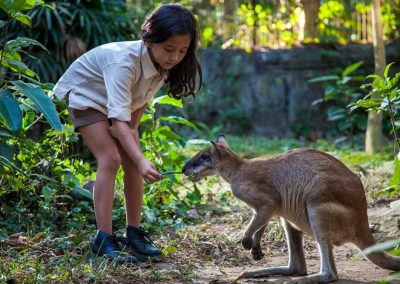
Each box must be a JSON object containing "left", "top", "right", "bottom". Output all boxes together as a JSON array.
[
  {"left": 251, "top": 245, "right": 265, "bottom": 261},
  {"left": 241, "top": 237, "right": 253, "bottom": 250}
]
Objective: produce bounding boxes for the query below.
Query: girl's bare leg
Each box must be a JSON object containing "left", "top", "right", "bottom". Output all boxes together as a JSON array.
[
  {"left": 79, "top": 121, "right": 121, "bottom": 234},
  {"left": 117, "top": 143, "right": 144, "bottom": 227}
]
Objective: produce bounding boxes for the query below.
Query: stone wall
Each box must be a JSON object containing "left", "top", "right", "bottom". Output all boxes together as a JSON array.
[{"left": 183, "top": 41, "right": 400, "bottom": 138}]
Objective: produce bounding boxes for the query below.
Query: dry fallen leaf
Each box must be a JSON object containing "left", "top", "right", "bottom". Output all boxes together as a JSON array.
[
  {"left": 29, "top": 232, "right": 44, "bottom": 242},
  {"left": 8, "top": 233, "right": 27, "bottom": 246}
]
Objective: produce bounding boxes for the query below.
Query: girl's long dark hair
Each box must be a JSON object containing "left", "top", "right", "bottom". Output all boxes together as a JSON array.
[{"left": 141, "top": 4, "right": 202, "bottom": 99}]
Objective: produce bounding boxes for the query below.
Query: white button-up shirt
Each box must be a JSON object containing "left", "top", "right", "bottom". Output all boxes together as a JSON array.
[{"left": 53, "top": 40, "right": 167, "bottom": 121}]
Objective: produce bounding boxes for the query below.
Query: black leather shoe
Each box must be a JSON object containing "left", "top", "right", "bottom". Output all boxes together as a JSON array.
[
  {"left": 120, "top": 225, "right": 163, "bottom": 261},
  {"left": 90, "top": 230, "right": 138, "bottom": 265}
]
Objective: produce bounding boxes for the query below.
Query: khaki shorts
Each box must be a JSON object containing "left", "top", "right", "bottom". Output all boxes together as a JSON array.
[{"left": 68, "top": 107, "right": 109, "bottom": 130}]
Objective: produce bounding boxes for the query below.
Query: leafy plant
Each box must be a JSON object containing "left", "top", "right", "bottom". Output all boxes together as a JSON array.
[
  {"left": 235, "top": 2, "right": 299, "bottom": 49},
  {"left": 350, "top": 62, "right": 400, "bottom": 197},
  {"left": 0, "top": 0, "right": 94, "bottom": 238},
  {"left": 0, "top": 0, "right": 61, "bottom": 132},
  {"left": 0, "top": 0, "right": 62, "bottom": 184},
  {"left": 3, "top": 0, "right": 142, "bottom": 82},
  {"left": 309, "top": 61, "right": 367, "bottom": 147},
  {"left": 139, "top": 93, "right": 203, "bottom": 230}
]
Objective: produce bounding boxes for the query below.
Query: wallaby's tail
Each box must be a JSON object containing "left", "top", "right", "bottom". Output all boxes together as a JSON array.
[{"left": 355, "top": 230, "right": 400, "bottom": 271}]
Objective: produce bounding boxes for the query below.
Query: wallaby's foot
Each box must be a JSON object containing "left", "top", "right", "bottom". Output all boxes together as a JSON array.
[
  {"left": 234, "top": 266, "right": 308, "bottom": 282},
  {"left": 283, "top": 272, "right": 338, "bottom": 284},
  {"left": 241, "top": 237, "right": 253, "bottom": 250},
  {"left": 251, "top": 245, "right": 265, "bottom": 260}
]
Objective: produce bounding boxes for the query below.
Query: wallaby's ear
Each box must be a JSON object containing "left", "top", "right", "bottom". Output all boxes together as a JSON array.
[
  {"left": 210, "top": 140, "right": 222, "bottom": 157},
  {"left": 216, "top": 134, "right": 228, "bottom": 146}
]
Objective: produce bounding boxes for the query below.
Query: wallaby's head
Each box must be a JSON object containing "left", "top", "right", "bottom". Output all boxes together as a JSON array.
[{"left": 182, "top": 135, "right": 229, "bottom": 182}]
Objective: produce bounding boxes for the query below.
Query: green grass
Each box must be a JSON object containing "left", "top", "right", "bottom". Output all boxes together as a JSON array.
[{"left": 227, "top": 135, "right": 305, "bottom": 158}]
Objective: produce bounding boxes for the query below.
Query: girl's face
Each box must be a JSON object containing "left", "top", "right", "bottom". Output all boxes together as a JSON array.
[{"left": 147, "top": 33, "right": 191, "bottom": 71}]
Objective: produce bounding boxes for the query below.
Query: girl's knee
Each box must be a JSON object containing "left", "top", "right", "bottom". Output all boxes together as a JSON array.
[{"left": 98, "top": 151, "right": 121, "bottom": 172}]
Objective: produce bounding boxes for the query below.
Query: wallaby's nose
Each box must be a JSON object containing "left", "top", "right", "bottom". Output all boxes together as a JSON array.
[{"left": 181, "top": 159, "right": 190, "bottom": 174}]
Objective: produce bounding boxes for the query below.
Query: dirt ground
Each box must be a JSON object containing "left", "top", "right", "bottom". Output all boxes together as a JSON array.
[
  {"left": 144, "top": 206, "right": 399, "bottom": 284},
  {"left": 141, "top": 165, "right": 400, "bottom": 284}
]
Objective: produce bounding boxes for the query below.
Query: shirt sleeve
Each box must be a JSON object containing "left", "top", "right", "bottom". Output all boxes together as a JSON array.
[{"left": 102, "top": 63, "right": 136, "bottom": 121}]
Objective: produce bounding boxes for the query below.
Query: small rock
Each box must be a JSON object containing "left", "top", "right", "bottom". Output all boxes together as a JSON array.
[
  {"left": 390, "top": 200, "right": 400, "bottom": 216},
  {"left": 187, "top": 208, "right": 200, "bottom": 218}
]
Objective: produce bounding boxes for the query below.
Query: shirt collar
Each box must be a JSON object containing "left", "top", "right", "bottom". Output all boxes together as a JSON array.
[{"left": 141, "top": 41, "right": 162, "bottom": 80}]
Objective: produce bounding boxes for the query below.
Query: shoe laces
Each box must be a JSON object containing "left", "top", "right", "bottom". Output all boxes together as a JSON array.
[
  {"left": 104, "top": 234, "right": 122, "bottom": 251},
  {"left": 136, "top": 228, "right": 157, "bottom": 247},
  {"left": 117, "top": 228, "right": 157, "bottom": 247}
]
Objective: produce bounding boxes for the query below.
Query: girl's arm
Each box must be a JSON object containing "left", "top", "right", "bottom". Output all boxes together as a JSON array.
[
  {"left": 110, "top": 113, "right": 162, "bottom": 184},
  {"left": 129, "top": 105, "right": 146, "bottom": 146}
]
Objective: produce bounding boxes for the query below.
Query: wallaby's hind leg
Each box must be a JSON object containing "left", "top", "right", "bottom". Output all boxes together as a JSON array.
[
  {"left": 281, "top": 219, "right": 307, "bottom": 275},
  {"left": 235, "top": 218, "right": 307, "bottom": 280},
  {"left": 286, "top": 207, "right": 338, "bottom": 283},
  {"left": 286, "top": 241, "right": 337, "bottom": 284}
]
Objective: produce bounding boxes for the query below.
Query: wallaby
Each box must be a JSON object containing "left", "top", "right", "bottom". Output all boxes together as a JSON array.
[{"left": 182, "top": 135, "right": 400, "bottom": 283}]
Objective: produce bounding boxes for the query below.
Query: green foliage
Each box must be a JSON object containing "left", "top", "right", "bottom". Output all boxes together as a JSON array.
[
  {"left": 351, "top": 62, "right": 400, "bottom": 196},
  {"left": 339, "top": 150, "right": 391, "bottom": 169},
  {"left": 318, "top": 0, "right": 351, "bottom": 44},
  {"left": 309, "top": 61, "right": 367, "bottom": 147},
  {"left": 0, "top": 1, "right": 94, "bottom": 238},
  {"left": 0, "top": 1, "right": 61, "bottom": 133},
  {"left": 385, "top": 156, "right": 400, "bottom": 197},
  {"left": 382, "top": 0, "right": 400, "bottom": 40},
  {"left": 139, "top": 93, "right": 202, "bottom": 230},
  {"left": 5, "top": 0, "right": 141, "bottom": 82},
  {"left": 234, "top": 1, "right": 300, "bottom": 48},
  {"left": 350, "top": 62, "right": 400, "bottom": 144}
]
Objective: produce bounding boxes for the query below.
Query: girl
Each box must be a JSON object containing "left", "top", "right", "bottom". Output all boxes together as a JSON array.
[{"left": 53, "top": 3, "right": 202, "bottom": 264}]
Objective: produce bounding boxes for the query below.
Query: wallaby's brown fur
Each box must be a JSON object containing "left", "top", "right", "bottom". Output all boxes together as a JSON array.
[{"left": 182, "top": 135, "right": 400, "bottom": 283}]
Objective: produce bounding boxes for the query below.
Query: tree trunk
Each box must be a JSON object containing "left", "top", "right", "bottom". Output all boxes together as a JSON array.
[
  {"left": 301, "top": 0, "right": 320, "bottom": 40},
  {"left": 223, "top": 0, "right": 235, "bottom": 42},
  {"left": 251, "top": 0, "right": 258, "bottom": 46},
  {"left": 365, "top": 0, "right": 385, "bottom": 154}
]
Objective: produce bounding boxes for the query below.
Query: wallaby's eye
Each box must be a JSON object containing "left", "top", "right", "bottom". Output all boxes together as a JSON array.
[{"left": 199, "top": 154, "right": 211, "bottom": 162}]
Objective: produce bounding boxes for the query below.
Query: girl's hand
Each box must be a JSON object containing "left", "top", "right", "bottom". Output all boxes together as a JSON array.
[
  {"left": 137, "top": 158, "right": 163, "bottom": 184},
  {"left": 109, "top": 125, "right": 118, "bottom": 138},
  {"left": 109, "top": 125, "right": 135, "bottom": 138}
]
